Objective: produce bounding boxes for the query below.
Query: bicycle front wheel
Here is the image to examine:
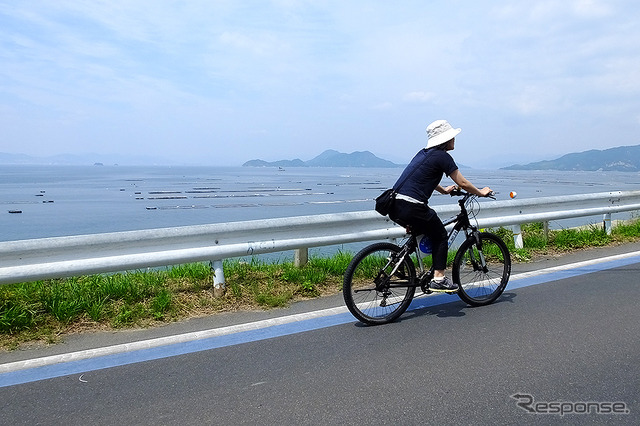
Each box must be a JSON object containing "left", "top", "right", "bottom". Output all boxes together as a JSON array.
[
  {"left": 343, "top": 242, "right": 416, "bottom": 325},
  {"left": 452, "top": 232, "right": 511, "bottom": 306}
]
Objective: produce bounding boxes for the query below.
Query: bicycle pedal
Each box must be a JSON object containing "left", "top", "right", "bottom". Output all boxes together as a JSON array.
[{"left": 430, "top": 289, "right": 458, "bottom": 294}]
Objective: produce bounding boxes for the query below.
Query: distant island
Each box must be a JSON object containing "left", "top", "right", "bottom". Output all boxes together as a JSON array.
[
  {"left": 0, "top": 152, "right": 170, "bottom": 166},
  {"left": 243, "top": 149, "right": 402, "bottom": 168},
  {"left": 502, "top": 144, "right": 640, "bottom": 172}
]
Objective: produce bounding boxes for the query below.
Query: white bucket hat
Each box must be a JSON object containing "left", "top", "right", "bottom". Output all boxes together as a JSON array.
[{"left": 426, "top": 119, "right": 461, "bottom": 149}]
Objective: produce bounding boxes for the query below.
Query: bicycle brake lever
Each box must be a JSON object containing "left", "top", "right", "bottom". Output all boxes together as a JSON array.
[{"left": 449, "top": 186, "right": 464, "bottom": 196}]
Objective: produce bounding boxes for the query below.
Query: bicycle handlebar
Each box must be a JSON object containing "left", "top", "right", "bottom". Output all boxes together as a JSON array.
[{"left": 449, "top": 187, "right": 496, "bottom": 199}]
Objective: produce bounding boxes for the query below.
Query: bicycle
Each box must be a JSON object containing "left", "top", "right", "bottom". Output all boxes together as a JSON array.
[{"left": 343, "top": 188, "right": 511, "bottom": 325}]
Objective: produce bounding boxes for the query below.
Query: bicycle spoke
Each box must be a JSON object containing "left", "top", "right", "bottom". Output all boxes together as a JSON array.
[
  {"left": 453, "top": 233, "right": 511, "bottom": 306},
  {"left": 343, "top": 243, "right": 416, "bottom": 325}
]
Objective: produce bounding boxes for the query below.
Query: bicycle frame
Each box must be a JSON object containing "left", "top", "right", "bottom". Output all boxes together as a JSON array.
[{"left": 401, "top": 193, "right": 483, "bottom": 288}]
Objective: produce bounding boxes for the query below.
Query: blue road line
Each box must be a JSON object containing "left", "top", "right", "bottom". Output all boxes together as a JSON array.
[
  {"left": 0, "top": 312, "right": 354, "bottom": 388},
  {"left": 506, "top": 254, "right": 640, "bottom": 290},
  {"left": 2, "top": 253, "right": 639, "bottom": 388}
]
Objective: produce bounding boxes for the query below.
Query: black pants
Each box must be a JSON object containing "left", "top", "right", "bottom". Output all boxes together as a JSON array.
[{"left": 389, "top": 200, "right": 448, "bottom": 271}]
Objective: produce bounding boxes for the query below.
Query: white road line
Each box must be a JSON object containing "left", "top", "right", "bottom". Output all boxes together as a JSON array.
[
  {"left": 508, "top": 250, "right": 640, "bottom": 282},
  {"left": 0, "top": 305, "right": 349, "bottom": 374}
]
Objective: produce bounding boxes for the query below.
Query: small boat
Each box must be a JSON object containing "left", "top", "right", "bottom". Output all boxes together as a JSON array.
[{"left": 8, "top": 210, "right": 22, "bottom": 214}]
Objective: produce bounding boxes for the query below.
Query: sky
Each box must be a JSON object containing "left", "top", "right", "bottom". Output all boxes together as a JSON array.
[{"left": 1, "top": 0, "right": 639, "bottom": 168}]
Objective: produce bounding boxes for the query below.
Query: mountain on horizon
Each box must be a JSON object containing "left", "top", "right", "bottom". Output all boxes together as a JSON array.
[
  {"left": 502, "top": 144, "right": 640, "bottom": 172},
  {"left": 243, "top": 149, "right": 402, "bottom": 168}
]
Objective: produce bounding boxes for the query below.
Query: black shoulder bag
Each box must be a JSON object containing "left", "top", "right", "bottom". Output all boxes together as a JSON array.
[
  {"left": 374, "top": 157, "right": 423, "bottom": 216},
  {"left": 374, "top": 188, "right": 396, "bottom": 216}
]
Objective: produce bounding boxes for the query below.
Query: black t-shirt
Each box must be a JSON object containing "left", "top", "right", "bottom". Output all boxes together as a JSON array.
[{"left": 393, "top": 148, "right": 458, "bottom": 203}]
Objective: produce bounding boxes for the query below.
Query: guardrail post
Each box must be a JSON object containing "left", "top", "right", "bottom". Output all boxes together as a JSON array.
[
  {"left": 543, "top": 221, "right": 549, "bottom": 242},
  {"left": 512, "top": 224, "right": 524, "bottom": 249},
  {"left": 294, "top": 248, "right": 308, "bottom": 267},
  {"left": 603, "top": 213, "right": 612, "bottom": 235},
  {"left": 211, "top": 260, "right": 225, "bottom": 297}
]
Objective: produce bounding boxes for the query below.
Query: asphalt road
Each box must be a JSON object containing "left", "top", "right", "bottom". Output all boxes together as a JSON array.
[{"left": 1, "top": 247, "right": 639, "bottom": 425}]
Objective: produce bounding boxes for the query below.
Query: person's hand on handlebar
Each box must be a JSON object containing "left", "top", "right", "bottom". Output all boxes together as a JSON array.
[
  {"left": 449, "top": 170, "right": 493, "bottom": 198},
  {"left": 479, "top": 187, "right": 493, "bottom": 197},
  {"left": 440, "top": 185, "right": 458, "bottom": 195},
  {"left": 445, "top": 184, "right": 494, "bottom": 198}
]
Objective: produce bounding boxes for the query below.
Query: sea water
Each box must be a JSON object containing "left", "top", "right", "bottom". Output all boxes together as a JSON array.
[{"left": 2, "top": 165, "right": 639, "bottom": 254}]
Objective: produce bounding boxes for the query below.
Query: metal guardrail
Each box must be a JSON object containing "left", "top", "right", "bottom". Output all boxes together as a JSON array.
[{"left": 1, "top": 190, "right": 639, "bottom": 287}]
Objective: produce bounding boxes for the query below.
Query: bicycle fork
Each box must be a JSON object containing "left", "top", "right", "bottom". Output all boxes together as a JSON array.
[{"left": 468, "top": 231, "right": 489, "bottom": 273}]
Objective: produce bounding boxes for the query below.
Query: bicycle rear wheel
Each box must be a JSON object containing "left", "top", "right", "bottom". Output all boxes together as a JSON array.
[
  {"left": 452, "top": 232, "right": 511, "bottom": 306},
  {"left": 343, "top": 242, "right": 416, "bottom": 325}
]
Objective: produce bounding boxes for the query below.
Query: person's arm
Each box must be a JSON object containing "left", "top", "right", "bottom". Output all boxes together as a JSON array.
[
  {"left": 449, "top": 169, "right": 492, "bottom": 197},
  {"left": 435, "top": 184, "right": 456, "bottom": 194}
]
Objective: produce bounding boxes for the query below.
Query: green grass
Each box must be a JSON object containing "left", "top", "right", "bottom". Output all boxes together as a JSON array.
[
  {"left": 0, "top": 253, "right": 354, "bottom": 349},
  {"left": 1, "top": 219, "right": 639, "bottom": 350}
]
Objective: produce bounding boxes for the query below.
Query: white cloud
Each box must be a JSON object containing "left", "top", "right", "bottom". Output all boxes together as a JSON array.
[
  {"left": 571, "top": 0, "right": 614, "bottom": 18},
  {"left": 218, "top": 31, "right": 291, "bottom": 58},
  {"left": 403, "top": 91, "right": 436, "bottom": 103}
]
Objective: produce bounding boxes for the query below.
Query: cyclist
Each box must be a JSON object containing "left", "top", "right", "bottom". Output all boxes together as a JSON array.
[{"left": 389, "top": 119, "right": 493, "bottom": 292}]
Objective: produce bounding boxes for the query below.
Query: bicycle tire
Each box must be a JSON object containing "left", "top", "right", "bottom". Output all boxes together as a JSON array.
[
  {"left": 452, "top": 232, "right": 511, "bottom": 306},
  {"left": 343, "top": 242, "right": 416, "bottom": 325}
]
